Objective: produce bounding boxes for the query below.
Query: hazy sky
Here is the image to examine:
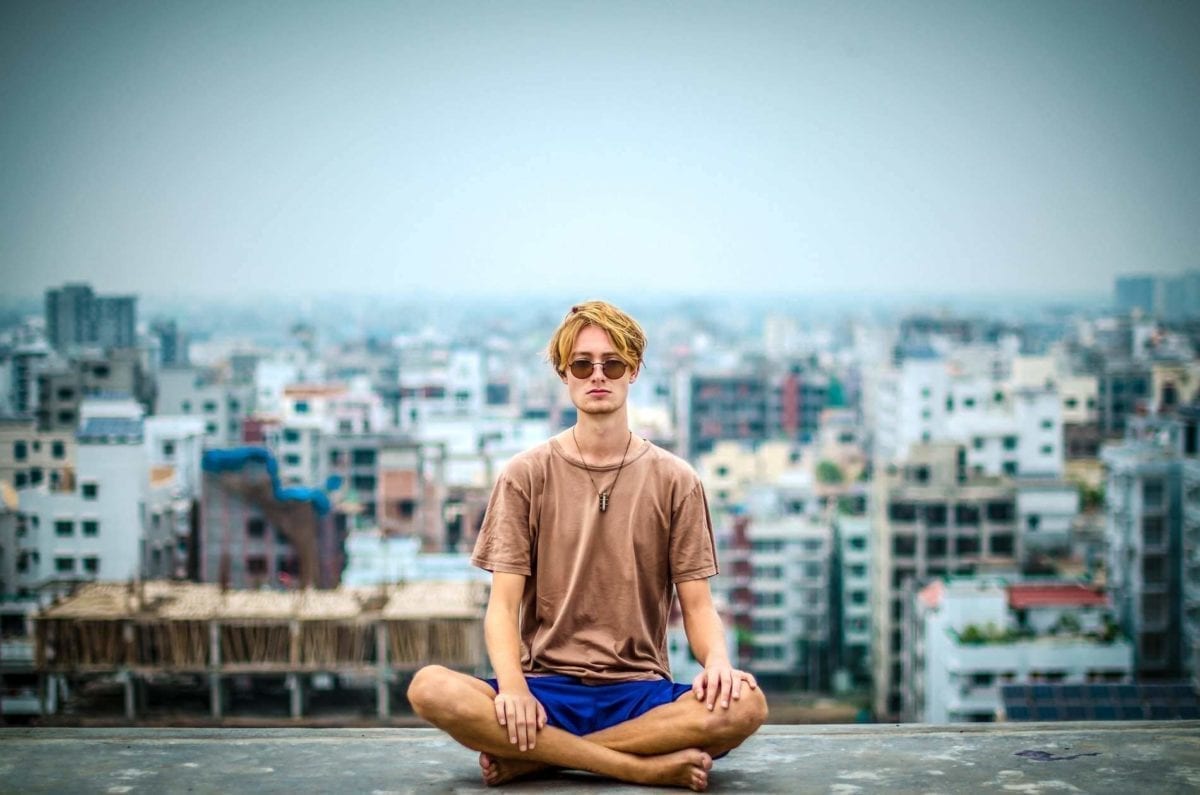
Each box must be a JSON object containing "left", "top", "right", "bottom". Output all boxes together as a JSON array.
[{"left": 2, "top": 1, "right": 1198, "bottom": 300}]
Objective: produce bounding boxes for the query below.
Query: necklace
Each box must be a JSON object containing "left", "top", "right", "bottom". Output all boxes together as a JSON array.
[{"left": 572, "top": 428, "right": 633, "bottom": 513}]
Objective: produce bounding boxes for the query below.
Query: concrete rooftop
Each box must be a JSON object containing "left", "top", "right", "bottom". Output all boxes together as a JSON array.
[{"left": 3, "top": 722, "right": 1199, "bottom": 794}]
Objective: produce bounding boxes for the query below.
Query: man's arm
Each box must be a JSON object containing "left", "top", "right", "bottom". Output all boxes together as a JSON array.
[
  {"left": 484, "top": 570, "right": 546, "bottom": 751},
  {"left": 676, "top": 577, "right": 758, "bottom": 711}
]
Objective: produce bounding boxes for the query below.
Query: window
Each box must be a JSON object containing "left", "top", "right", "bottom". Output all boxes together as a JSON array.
[
  {"left": 55, "top": 520, "right": 73, "bottom": 537},
  {"left": 1002, "top": 461, "right": 1018, "bottom": 476},
  {"left": 990, "top": 533, "right": 1015, "bottom": 555},
  {"left": 283, "top": 428, "right": 302, "bottom": 444},
  {"left": 964, "top": 397, "right": 976, "bottom": 409},
  {"left": 994, "top": 390, "right": 1005, "bottom": 404},
  {"left": 986, "top": 501, "right": 1014, "bottom": 522},
  {"left": 205, "top": 422, "right": 217, "bottom": 434},
  {"left": 848, "top": 537, "right": 867, "bottom": 551},
  {"left": 246, "top": 518, "right": 266, "bottom": 539},
  {"left": 1065, "top": 397, "right": 1078, "bottom": 409},
  {"left": 1143, "top": 515, "right": 1165, "bottom": 547},
  {"left": 1027, "top": 514, "right": 1041, "bottom": 531},
  {"left": 181, "top": 400, "right": 191, "bottom": 413},
  {"left": 1142, "top": 480, "right": 1165, "bottom": 508},
  {"left": 13, "top": 441, "right": 27, "bottom": 461},
  {"left": 247, "top": 556, "right": 268, "bottom": 575},
  {"left": 925, "top": 503, "right": 947, "bottom": 526},
  {"left": 850, "top": 591, "right": 867, "bottom": 605},
  {"left": 29, "top": 467, "right": 43, "bottom": 485},
  {"left": 955, "top": 504, "right": 980, "bottom": 526},
  {"left": 892, "top": 535, "right": 917, "bottom": 557},
  {"left": 956, "top": 536, "right": 980, "bottom": 555},
  {"left": 83, "top": 557, "right": 99, "bottom": 574},
  {"left": 1041, "top": 419, "right": 1054, "bottom": 430},
  {"left": 51, "top": 440, "right": 66, "bottom": 459},
  {"left": 352, "top": 449, "right": 376, "bottom": 467},
  {"left": 294, "top": 401, "right": 310, "bottom": 414},
  {"left": 849, "top": 564, "right": 867, "bottom": 578},
  {"left": 1040, "top": 445, "right": 1054, "bottom": 455},
  {"left": 14, "top": 471, "right": 27, "bottom": 487},
  {"left": 888, "top": 502, "right": 917, "bottom": 522},
  {"left": 82, "top": 482, "right": 98, "bottom": 500},
  {"left": 82, "top": 520, "right": 99, "bottom": 537},
  {"left": 202, "top": 400, "right": 217, "bottom": 413},
  {"left": 57, "top": 410, "right": 75, "bottom": 425},
  {"left": 973, "top": 437, "right": 984, "bottom": 450},
  {"left": 284, "top": 453, "right": 302, "bottom": 466},
  {"left": 162, "top": 441, "right": 175, "bottom": 456},
  {"left": 927, "top": 536, "right": 947, "bottom": 557},
  {"left": 55, "top": 557, "right": 74, "bottom": 573},
  {"left": 1002, "top": 436, "right": 1018, "bottom": 451}
]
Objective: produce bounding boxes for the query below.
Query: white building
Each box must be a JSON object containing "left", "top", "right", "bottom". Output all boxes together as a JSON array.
[
  {"left": 16, "top": 411, "right": 147, "bottom": 590},
  {"left": 911, "top": 578, "right": 1133, "bottom": 724},
  {"left": 340, "top": 532, "right": 488, "bottom": 586},
  {"left": 156, "top": 367, "right": 254, "bottom": 448},
  {"left": 834, "top": 514, "right": 871, "bottom": 691}
]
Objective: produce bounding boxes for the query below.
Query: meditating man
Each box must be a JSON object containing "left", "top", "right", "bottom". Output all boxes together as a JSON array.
[{"left": 407, "top": 300, "right": 767, "bottom": 791}]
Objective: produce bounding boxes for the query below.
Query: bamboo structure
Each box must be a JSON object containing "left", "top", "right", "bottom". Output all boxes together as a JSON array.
[{"left": 34, "top": 580, "right": 486, "bottom": 719}]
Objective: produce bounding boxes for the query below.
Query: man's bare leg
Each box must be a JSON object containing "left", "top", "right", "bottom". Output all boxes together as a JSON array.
[
  {"left": 408, "top": 666, "right": 714, "bottom": 791},
  {"left": 407, "top": 667, "right": 766, "bottom": 786}
]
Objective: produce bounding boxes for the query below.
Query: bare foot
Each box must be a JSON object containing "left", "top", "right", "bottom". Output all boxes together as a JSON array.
[
  {"left": 478, "top": 751, "right": 549, "bottom": 786},
  {"left": 634, "top": 748, "right": 713, "bottom": 792}
]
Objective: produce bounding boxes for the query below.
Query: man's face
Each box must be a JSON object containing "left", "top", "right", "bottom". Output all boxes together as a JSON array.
[{"left": 563, "top": 324, "right": 637, "bottom": 417}]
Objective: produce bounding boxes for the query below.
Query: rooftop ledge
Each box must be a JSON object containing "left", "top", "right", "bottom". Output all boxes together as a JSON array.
[{"left": 3, "top": 722, "right": 1199, "bottom": 793}]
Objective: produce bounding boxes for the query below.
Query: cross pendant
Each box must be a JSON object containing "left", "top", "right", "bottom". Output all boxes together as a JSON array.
[{"left": 599, "top": 492, "right": 609, "bottom": 513}]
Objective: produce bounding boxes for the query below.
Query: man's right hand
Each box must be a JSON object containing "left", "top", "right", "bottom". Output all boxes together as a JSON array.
[{"left": 493, "top": 688, "right": 547, "bottom": 752}]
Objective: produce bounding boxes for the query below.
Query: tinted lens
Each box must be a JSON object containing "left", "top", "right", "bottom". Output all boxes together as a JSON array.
[
  {"left": 569, "top": 360, "right": 595, "bottom": 378},
  {"left": 601, "top": 359, "right": 627, "bottom": 378}
]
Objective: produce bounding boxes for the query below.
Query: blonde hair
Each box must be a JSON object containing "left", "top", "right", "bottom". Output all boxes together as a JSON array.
[{"left": 547, "top": 300, "right": 647, "bottom": 376}]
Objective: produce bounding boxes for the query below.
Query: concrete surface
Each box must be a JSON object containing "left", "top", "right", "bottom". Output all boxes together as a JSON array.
[{"left": 2, "top": 722, "right": 1199, "bottom": 794}]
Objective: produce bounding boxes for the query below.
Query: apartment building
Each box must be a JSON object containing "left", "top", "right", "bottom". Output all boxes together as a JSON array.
[
  {"left": 0, "top": 417, "right": 75, "bottom": 491},
  {"left": 908, "top": 578, "right": 1133, "bottom": 723},
  {"left": 1103, "top": 417, "right": 1200, "bottom": 681},
  {"left": 156, "top": 366, "right": 254, "bottom": 448},
  {"left": 12, "top": 410, "right": 147, "bottom": 594},
  {"left": 35, "top": 348, "right": 154, "bottom": 432},
  {"left": 832, "top": 514, "right": 871, "bottom": 691},
  {"left": 870, "top": 442, "right": 1020, "bottom": 720}
]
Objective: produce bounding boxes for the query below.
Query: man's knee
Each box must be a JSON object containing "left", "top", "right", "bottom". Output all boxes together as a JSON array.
[
  {"left": 705, "top": 687, "right": 768, "bottom": 738},
  {"left": 407, "top": 664, "right": 453, "bottom": 720}
]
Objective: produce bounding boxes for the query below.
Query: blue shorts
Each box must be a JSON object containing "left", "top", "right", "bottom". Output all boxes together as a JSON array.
[{"left": 482, "top": 674, "right": 692, "bottom": 736}]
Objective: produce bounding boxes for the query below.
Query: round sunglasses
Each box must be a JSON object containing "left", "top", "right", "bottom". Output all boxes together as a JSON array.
[{"left": 568, "top": 358, "right": 629, "bottom": 379}]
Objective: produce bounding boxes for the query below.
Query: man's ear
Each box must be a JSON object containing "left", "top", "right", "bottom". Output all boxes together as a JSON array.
[{"left": 629, "top": 365, "right": 640, "bottom": 384}]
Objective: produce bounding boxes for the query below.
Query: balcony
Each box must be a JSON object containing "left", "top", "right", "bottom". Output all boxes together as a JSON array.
[{"left": 0, "top": 723, "right": 1197, "bottom": 792}]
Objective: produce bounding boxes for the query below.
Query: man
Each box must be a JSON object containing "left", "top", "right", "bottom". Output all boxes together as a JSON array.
[{"left": 408, "top": 301, "right": 767, "bottom": 791}]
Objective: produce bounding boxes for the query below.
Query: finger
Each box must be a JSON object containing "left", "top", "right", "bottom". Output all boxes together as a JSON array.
[
  {"left": 537, "top": 700, "right": 547, "bottom": 729},
  {"left": 720, "top": 670, "right": 732, "bottom": 708},
  {"left": 522, "top": 701, "right": 535, "bottom": 750},
  {"left": 494, "top": 697, "right": 506, "bottom": 727},
  {"left": 505, "top": 700, "right": 518, "bottom": 745},
  {"left": 692, "top": 672, "right": 705, "bottom": 700},
  {"left": 732, "top": 673, "right": 743, "bottom": 701},
  {"left": 515, "top": 704, "right": 529, "bottom": 750},
  {"left": 706, "top": 670, "right": 719, "bottom": 709},
  {"left": 744, "top": 672, "right": 758, "bottom": 690}
]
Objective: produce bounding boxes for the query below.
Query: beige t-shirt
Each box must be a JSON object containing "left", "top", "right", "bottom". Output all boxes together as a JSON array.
[{"left": 471, "top": 438, "right": 718, "bottom": 683}]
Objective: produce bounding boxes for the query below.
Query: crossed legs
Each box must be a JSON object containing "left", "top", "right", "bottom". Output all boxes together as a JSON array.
[{"left": 406, "top": 665, "right": 768, "bottom": 791}]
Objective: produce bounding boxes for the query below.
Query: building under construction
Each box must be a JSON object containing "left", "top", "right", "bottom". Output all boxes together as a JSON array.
[
  {"left": 200, "top": 447, "right": 342, "bottom": 590},
  {"left": 32, "top": 579, "right": 485, "bottom": 722}
]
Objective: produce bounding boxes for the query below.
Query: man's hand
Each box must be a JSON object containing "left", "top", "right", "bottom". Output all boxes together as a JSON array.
[
  {"left": 493, "top": 688, "right": 547, "bottom": 751},
  {"left": 691, "top": 661, "right": 758, "bottom": 711}
]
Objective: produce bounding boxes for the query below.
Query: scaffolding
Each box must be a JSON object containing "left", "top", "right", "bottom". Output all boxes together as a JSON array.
[{"left": 34, "top": 580, "right": 486, "bottom": 720}]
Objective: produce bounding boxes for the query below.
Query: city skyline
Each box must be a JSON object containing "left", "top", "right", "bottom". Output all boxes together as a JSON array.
[{"left": 2, "top": 1, "right": 1199, "bottom": 300}]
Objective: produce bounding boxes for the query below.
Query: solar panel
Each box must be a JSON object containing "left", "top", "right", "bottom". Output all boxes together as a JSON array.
[{"left": 998, "top": 681, "right": 1200, "bottom": 723}]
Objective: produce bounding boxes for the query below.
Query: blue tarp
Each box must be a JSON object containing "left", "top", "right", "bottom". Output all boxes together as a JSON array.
[{"left": 201, "top": 446, "right": 332, "bottom": 515}]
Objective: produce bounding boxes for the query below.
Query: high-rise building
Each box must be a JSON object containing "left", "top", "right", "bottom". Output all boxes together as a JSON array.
[
  {"left": 1103, "top": 416, "right": 1200, "bottom": 682},
  {"left": 1115, "top": 275, "right": 1156, "bottom": 316},
  {"left": 870, "top": 442, "right": 1020, "bottom": 720},
  {"left": 43, "top": 284, "right": 137, "bottom": 353}
]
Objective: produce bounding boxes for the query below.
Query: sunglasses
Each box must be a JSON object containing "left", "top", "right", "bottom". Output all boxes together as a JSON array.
[{"left": 568, "top": 358, "right": 629, "bottom": 379}]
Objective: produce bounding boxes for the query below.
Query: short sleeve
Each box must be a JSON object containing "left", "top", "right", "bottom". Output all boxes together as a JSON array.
[
  {"left": 669, "top": 480, "right": 718, "bottom": 583},
  {"left": 470, "top": 472, "right": 534, "bottom": 576}
]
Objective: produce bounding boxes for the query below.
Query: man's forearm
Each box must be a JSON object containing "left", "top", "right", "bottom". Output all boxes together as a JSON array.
[
  {"left": 484, "top": 603, "right": 529, "bottom": 691},
  {"left": 683, "top": 602, "right": 730, "bottom": 666}
]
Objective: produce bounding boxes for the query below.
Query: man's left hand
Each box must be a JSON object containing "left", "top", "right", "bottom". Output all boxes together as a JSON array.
[{"left": 691, "top": 661, "right": 758, "bottom": 711}]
